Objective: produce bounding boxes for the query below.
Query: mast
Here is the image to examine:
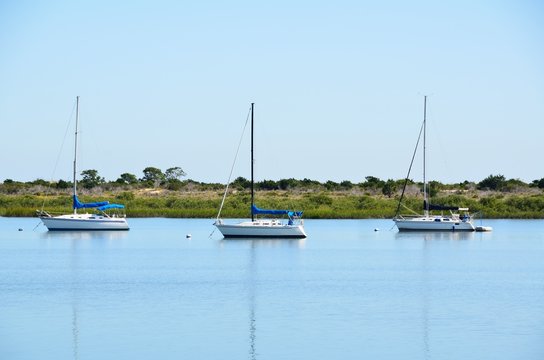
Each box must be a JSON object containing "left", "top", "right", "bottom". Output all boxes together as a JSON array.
[
  {"left": 423, "top": 95, "right": 428, "bottom": 216},
  {"left": 73, "top": 96, "right": 80, "bottom": 215},
  {"left": 250, "top": 103, "right": 255, "bottom": 222}
]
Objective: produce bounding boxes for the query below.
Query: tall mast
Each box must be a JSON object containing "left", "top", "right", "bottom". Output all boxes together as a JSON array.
[
  {"left": 250, "top": 103, "right": 255, "bottom": 222},
  {"left": 423, "top": 95, "right": 428, "bottom": 216},
  {"left": 73, "top": 96, "right": 80, "bottom": 215}
]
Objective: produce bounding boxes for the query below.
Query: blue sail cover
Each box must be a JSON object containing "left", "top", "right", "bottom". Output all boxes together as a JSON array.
[
  {"left": 98, "top": 204, "right": 125, "bottom": 211},
  {"left": 251, "top": 204, "right": 303, "bottom": 218},
  {"left": 73, "top": 195, "right": 109, "bottom": 209}
]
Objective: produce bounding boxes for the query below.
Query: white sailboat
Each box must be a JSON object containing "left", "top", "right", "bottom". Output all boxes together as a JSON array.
[
  {"left": 393, "top": 96, "right": 478, "bottom": 232},
  {"left": 39, "top": 96, "right": 129, "bottom": 231},
  {"left": 214, "top": 103, "right": 306, "bottom": 238}
]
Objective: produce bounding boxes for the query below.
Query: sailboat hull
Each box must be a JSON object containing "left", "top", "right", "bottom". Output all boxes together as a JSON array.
[
  {"left": 41, "top": 214, "right": 129, "bottom": 231},
  {"left": 214, "top": 220, "right": 306, "bottom": 238},
  {"left": 394, "top": 217, "right": 475, "bottom": 231}
]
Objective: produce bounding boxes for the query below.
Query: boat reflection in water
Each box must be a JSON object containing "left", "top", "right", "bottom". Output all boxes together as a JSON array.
[
  {"left": 219, "top": 237, "right": 306, "bottom": 359},
  {"left": 40, "top": 230, "right": 128, "bottom": 241},
  {"left": 219, "top": 237, "right": 306, "bottom": 249},
  {"left": 247, "top": 241, "right": 257, "bottom": 360},
  {"left": 396, "top": 228, "right": 477, "bottom": 360},
  {"left": 70, "top": 237, "right": 81, "bottom": 360},
  {"left": 394, "top": 231, "right": 477, "bottom": 241}
]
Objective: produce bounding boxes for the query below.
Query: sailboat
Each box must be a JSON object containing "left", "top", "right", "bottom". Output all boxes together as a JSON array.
[
  {"left": 214, "top": 103, "right": 306, "bottom": 238},
  {"left": 39, "top": 96, "right": 129, "bottom": 231},
  {"left": 393, "top": 96, "right": 476, "bottom": 231}
]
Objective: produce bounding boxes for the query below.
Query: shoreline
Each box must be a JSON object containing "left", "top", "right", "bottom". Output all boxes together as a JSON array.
[{"left": 1, "top": 189, "right": 543, "bottom": 219}]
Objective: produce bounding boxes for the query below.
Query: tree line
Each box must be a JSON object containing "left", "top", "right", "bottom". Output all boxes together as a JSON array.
[
  {"left": 2, "top": 166, "right": 188, "bottom": 193},
  {"left": 1, "top": 169, "right": 544, "bottom": 196}
]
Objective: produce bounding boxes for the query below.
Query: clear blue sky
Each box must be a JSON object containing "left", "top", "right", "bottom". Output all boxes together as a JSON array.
[{"left": 1, "top": 0, "right": 543, "bottom": 184}]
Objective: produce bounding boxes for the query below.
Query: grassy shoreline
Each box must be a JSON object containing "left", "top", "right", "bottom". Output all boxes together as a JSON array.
[{"left": 1, "top": 189, "right": 544, "bottom": 219}]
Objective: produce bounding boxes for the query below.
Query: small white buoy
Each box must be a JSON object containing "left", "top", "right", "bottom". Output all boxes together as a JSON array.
[
  {"left": 374, "top": 228, "right": 379, "bottom": 232},
  {"left": 186, "top": 234, "right": 192, "bottom": 238}
]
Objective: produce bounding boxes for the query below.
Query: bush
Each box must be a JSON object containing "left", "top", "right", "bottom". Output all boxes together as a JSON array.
[
  {"left": 478, "top": 174, "right": 506, "bottom": 191},
  {"left": 116, "top": 191, "right": 135, "bottom": 201}
]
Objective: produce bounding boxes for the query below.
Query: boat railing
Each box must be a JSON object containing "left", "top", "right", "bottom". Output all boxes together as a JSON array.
[
  {"left": 394, "top": 214, "right": 419, "bottom": 220},
  {"left": 395, "top": 213, "right": 472, "bottom": 222},
  {"left": 36, "top": 209, "right": 77, "bottom": 217},
  {"left": 36, "top": 210, "right": 52, "bottom": 218},
  {"left": 98, "top": 210, "right": 126, "bottom": 219}
]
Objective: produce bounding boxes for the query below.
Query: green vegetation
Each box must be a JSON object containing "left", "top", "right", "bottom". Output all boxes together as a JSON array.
[{"left": 1, "top": 170, "right": 544, "bottom": 219}]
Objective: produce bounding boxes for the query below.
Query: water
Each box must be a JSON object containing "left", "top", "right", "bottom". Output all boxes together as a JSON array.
[{"left": 1, "top": 218, "right": 543, "bottom": 360}]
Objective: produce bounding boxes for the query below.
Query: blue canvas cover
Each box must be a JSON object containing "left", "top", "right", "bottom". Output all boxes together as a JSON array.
[
  {"left": 98, "top": 204, "right": 125, "bottom": 211},
  {"left": 73, "top": 195, "right": 109, "bottom": 209},
  {"left": 251, "top": 204, "right": 303, "bottom": 218}
]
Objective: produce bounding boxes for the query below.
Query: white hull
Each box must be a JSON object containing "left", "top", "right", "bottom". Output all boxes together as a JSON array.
[
  {"left": 394, "top": 216, "right": 475, "bottom": 231},
  {"left": 41, "top": 213, "right": 129, "bottom": 231},
  {"left": 214, "top": 220, "right": 306, "bottom": 238}
]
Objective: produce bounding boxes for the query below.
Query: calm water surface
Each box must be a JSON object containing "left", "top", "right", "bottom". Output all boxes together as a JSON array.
[{"left": 0, "top": 218, "right": 543, "bottom": 359}]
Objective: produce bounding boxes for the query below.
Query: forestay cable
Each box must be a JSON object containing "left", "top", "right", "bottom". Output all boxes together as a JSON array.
[
  {"left": 39, "top": 100, "right": 77, "bottom": 214},
  {"left": 215, "top": 105, "right": 252, "bottom": 221},
  {"left": 394, "top": 118, "right": 424, "bottom": 217}
]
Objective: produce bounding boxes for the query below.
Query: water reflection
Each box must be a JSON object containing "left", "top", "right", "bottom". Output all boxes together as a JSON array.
[
  {"left": 41, "top": 230, "right": 128, "bottom": 241},
  {"left": 219, "top": 238, "right": 306, "bottom": 249},
  {"left": 71, "top": 240, "right": 80, "bottom": 360},
  {"left": 420, "top": 237, "right": 430, "bottom": 360},
  {"left": 219, "top": 237, "right": 306, "bottom": 359},
  {"left": 395, "top": 231, "right": 475, "bottom": 241},
  {"left": 247, "top": 242, "right": 257, "bottom": 360},
  {"left": 72, "top": 304, "right": 79, "bottom": 360}
]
